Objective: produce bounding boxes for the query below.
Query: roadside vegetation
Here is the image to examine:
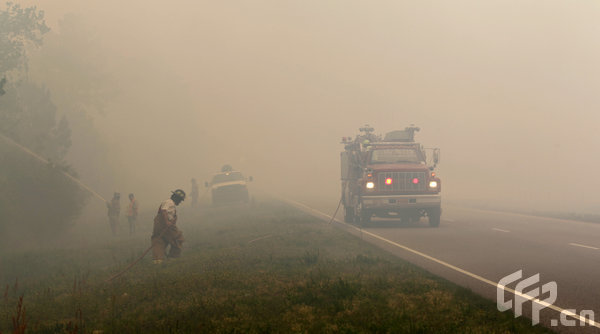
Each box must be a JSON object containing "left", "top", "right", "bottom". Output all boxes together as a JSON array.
[
  {"left": 524, "top": 210, "right": 600, "bottom": 224},
  {"left": 1, "top": 200, "right": 553, "bottom": 333},
  {"left": 468, "top": 202, "right": 600, "bottom": 225}
]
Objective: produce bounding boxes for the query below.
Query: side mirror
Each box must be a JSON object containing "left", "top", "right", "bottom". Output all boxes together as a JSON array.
[
  {"left": 248, "top": 176, "right": 254, "bottom": 182},
  {"left": 433, "top": 149, "right": 440, "bottom": 165},
  {"left": 204, "top": 181, "right": 209, "bottom": 188}
]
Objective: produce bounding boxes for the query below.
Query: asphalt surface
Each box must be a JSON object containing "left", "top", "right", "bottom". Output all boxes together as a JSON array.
[{"left": 284, "top": 197, "right": 600, "bottom": 334}]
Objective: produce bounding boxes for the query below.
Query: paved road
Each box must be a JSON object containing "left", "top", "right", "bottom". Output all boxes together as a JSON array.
[{"left": 284, "top": 197, "right": 600, "bottom": 333}]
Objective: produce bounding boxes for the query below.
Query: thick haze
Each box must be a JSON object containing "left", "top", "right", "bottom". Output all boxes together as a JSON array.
[{"left": 21, "top": 1, "right": 600, "bottom": 212}]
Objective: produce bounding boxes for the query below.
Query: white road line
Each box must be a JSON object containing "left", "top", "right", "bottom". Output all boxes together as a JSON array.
[
  {"left": 492, "top": 228, "right": 510, "bottom": 233},
  {"left": 280, "top": 197, "right": 600, "bottom": 329},
  {"left": 568, "top": 243, "right": 599, "bottom": 250}
]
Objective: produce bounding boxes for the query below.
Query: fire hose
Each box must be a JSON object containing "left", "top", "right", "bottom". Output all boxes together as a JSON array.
[
  {"left": 0, "top": 132, "right": 106, "bottom": 203},
  {"left": 1, "top": 132, "right": 189, "bottom": 281},
  {"left": 328, "top": 196, "right": 343, "bottom": 224},
  {"left": 327, "top": 181, "right": 348, "bottom": 225},
  {"left": 105, "top": 226, "right": 169, "bottom": 282},
  {"left": 106, "top": 188, "right": 210, "bottom": 282}
]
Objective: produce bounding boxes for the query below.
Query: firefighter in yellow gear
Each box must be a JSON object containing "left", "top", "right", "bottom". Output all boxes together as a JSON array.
[{"left": 151, "top": 189, "right": 185, "bottom": 264}]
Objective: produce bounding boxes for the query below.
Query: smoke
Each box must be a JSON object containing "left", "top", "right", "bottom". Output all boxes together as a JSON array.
[{"left": 18, "top": 0, "right": 600, "bottom": 213}]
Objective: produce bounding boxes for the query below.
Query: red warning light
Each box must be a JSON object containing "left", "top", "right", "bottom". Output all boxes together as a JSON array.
[
  {"left": 412, "top": 178, "right": 419, "bottom": 184},
  {"left": 385, "top": 178, "right": 393, "bottom": 185}
]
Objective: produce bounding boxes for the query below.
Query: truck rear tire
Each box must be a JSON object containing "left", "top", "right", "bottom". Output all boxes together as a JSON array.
[
  {"left": 359, "top": 212, "right": 371, "bottom": 226},
  {"left": 344, "top": 206, "right": 355, "bottom": 223},
  {"left": 428, "top": 208, "right": 441, "bottom": 227}
]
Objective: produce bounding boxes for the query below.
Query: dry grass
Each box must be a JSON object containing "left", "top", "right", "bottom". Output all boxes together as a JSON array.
[{"left": 0, "top": 200, "right": 554, "bottom": 333}]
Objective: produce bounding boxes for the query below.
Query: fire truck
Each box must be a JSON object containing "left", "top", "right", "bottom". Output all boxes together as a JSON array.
[
  {"left": 205, "top": 165, "right": 253, "bottom": 206},
  {"left": 340, "top": 125, "right": 442, "bottom": 226}
]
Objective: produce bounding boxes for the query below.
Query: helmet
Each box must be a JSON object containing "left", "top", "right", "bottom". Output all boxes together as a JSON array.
[{"left": 171, "top": 189, "right": 186, "bottom": 201}]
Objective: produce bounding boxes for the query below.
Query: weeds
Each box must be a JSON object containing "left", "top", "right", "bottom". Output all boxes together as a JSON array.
[
  {"left": 301, "top": 249, "right": 320, "bottom": 265},
  {"left": 11, "top": 296, "right": 26, "bottom": 334},
  {"left": 0, "top": 201, "right": 555, "bottom": 333}
]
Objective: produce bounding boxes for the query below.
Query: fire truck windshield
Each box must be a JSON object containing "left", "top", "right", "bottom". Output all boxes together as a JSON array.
[
  {"left": 212, "top": 172, "right": 244, "bottom": 184},
  {"left": 370, "top": 148, "right": 421, "bottom": 164}
]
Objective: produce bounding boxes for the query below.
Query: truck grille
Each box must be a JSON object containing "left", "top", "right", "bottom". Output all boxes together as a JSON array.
[{"left": 377, "top": 172, "right": 427, "bottom": 192}]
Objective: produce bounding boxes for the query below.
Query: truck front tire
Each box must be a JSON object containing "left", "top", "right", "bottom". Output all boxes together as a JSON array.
[
  {"left": 428, "top": 208, "right": 441, "bottom": 227},
  {"left": 359, "top": 212, "right": 371, "bottom": 226},
  {"left": 355, "top": 204, "right": 371, "bottom": 226}
]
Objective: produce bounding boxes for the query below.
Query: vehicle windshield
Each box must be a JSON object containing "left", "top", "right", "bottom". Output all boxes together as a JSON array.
[
  {"left": 369, "top": 148, "right": 421, "bottom": 164},
  {"left": 211, "top": 172, "right": 244, "bottom": 184}
]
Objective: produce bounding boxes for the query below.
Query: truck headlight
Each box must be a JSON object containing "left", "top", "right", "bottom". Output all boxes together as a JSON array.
[
  {"left": 366, "top": 182, "right": 375, "bottom": 189},
  {"left": 429, "top": 181, "right": 438, "bottom": 188}
]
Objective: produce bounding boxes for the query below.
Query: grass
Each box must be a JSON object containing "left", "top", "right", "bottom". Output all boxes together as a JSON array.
[
  {"left": 523, "top": 210, "right": 600, "bottom": 224},
  {"left": 0, "top": 200, "right": 554, "bottom": 333},
  {"left": 462, "top": 201, "right": 600, "bottom": 224}
]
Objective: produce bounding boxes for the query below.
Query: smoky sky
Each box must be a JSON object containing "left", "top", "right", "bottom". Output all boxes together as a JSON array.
[{"left": 18, "top": 0, "right": 600, "bottom": 212}]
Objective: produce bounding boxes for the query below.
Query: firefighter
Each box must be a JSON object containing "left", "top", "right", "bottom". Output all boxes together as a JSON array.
[
  {"left": 190, "top": 178, "right": 199, "bottom": 208},
  {"left": 106, "top": 192, "right": 121, "bottom": 236},
  {"left": 127, "top": 193, "right": 139, "bottom": 235},
  {"left": 151, "top": 189, "right": 186, "bottom": 264}
]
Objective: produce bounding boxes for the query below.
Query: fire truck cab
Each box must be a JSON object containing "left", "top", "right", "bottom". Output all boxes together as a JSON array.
[{"left": 341, "top": 125, "right": 442, "bottom": 226}]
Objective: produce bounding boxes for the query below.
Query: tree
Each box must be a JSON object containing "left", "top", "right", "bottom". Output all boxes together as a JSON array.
[
  {"left": 0, "top": 81, "right": 72, "bottom": 162},
  {"left": 0, "top": 3, "right": 87, "bottom": 246},
  {"left": 0, "top": 2, "right": 49, "bottom": 76},
  {"left": 28, "top": 13, "right": 118, "bottom": 194}
]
